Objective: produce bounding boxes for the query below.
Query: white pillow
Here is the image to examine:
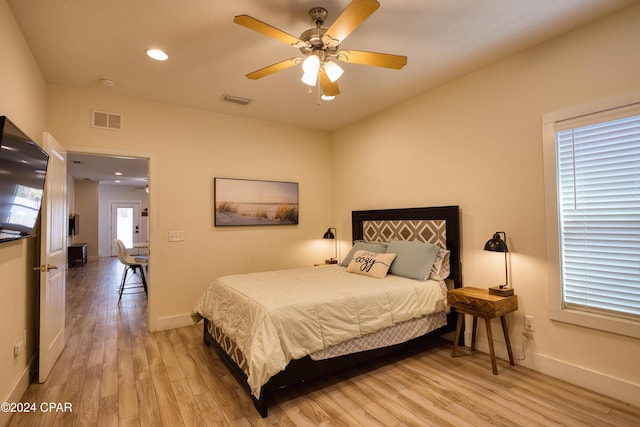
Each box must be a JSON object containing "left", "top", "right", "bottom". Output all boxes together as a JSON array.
[
  {"left": 346, "top": 250, "right": 397, "bottom": 279},
  {"left": 430, "top": 248, "right": 451, "bottom": 280}
]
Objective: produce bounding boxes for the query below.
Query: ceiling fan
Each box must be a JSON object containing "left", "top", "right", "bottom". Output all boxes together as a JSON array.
[{"left": 233, "top": 0, "right": 407, "bottom": 99}]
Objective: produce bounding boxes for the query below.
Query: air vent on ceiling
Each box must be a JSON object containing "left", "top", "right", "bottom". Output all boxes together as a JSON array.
[
  {"left": 91, "top": 110, "right": 123, "bottom": 130},
  {"left": 221, "top": 94, "right": 252, "bottom": 106}
]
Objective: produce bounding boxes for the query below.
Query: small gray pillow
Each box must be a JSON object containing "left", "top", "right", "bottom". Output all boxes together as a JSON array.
[
  {"left": 340, "top": 240, "right": 388, "bottom": 266},
  {"left": 386, "top": 239, "right": 440, "bottom": 281}
]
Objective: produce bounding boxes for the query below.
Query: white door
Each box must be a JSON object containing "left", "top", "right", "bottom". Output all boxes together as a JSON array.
[
  {"left": 38, "top": 132, "right": 67, "bottom": 383},
  {"left": 110, "top": 202, "right": 141, "bottom": 256}
]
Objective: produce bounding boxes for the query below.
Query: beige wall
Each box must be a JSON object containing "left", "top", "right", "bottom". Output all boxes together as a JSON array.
[
  {"left": 0, "top": 0, "right": 47, "bottom": 422},
  {"left": 45, "top": 86, "right": 334, "bottom": 331},
  {"left": 72, "top": 180, "right": 99, "bottom": 259},
  {"left": 331, "top": 4, "right": 640, "bottom": 405}
]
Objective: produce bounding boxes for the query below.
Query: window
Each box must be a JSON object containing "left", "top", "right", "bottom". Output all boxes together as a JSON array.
[{"left": 543, "top": 93, "right": 640, "bottom": 338}]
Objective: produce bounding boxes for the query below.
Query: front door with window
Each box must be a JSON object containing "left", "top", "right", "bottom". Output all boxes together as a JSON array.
[{"left": 110, "top": 202, "right": 141, "bottom": 256}]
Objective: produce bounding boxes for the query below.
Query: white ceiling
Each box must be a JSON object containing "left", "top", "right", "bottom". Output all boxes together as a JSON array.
[
  {"left": 67, "top": 153, "right": 148, "bottom": 187},
  {"left": 8, "top": 0, "right": 637, "bottom": 183},
  {"left": 8, "top": 0, "right": 636, "bottom": 133}
]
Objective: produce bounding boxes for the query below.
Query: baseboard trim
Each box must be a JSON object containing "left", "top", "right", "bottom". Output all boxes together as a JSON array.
[
  {"left": 470, "top": 338, "right": 640, "bottom": 408},
  {"left": 533, "top": 353, "right": 640, "bottom": 408},
  {"left": 1, "top": 354, "right": 36, "bottom": 427},
  {"left": 153, "top": 313, "right": 193, "bottom": 331}
]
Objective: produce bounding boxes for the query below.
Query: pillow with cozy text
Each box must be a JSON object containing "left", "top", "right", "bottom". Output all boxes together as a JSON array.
[
  {"left": 346, "top": 250, "right": 397, "bottom": 279},
  {"left": 340, "top": 240, "right": 388, "bottom": 266}
]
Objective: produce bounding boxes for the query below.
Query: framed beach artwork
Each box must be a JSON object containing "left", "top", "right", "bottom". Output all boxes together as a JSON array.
[{"left": 214, "top": 178, "right": 299, "bottom": 226}]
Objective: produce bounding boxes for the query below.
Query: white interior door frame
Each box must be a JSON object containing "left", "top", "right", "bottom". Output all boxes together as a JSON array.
[{"left": 65, "top": 146, "right": 155, "bottom": 331}]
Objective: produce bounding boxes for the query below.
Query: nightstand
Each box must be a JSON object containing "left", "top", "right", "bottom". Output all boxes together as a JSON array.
[
  {"left": 314, "top": 260, "right": 338, "bottom": 266},
  {"left": 447, "top": 287, "right": 518, "bottom": 374}
]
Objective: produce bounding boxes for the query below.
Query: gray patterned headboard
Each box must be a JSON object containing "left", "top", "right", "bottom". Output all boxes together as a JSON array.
[
  {"left": 362, "top": 220, "right": 447, "bottom": 248},
  {"left": 352, "top": 206, "right": 461, "bottom": 290}
]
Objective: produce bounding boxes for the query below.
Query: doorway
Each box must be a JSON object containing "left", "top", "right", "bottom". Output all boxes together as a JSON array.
[{"left": 66, "top": 150, "right": 152, "bottom": 322}]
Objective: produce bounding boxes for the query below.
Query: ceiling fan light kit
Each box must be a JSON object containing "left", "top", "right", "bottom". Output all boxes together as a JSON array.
[
  {"left": 324, "top": 61, "right": 344, "bottom": 83},
  {"left": 301, "top": 54, "right": 320, "bottom": 86},
  {"left": 233, "top": 0, "right": 407, "bottom": 101},
  {"left": 146, "top": 48, "right": 168, "bottom": 61}
]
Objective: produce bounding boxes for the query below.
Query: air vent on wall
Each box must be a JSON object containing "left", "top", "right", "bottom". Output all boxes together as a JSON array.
[
  {"left": 91, "top": 110, "right": 123, "bottom": 130},
  {"left": 221, "top": 94, "right": 252, "bottom": 106}
]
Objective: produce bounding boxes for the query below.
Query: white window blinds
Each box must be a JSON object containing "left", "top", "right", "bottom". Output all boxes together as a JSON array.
[{"left": 555, "top": 104, "right": 640, "bottom": 321}]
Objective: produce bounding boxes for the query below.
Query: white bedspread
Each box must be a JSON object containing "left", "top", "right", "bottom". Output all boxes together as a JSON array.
[{"left": 191, "top": 265, "right": 446, "bottom": 397}]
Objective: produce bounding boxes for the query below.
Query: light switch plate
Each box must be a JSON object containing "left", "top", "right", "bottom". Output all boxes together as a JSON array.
[{"left": 168, "top": 231, "right": 184, "bottom": 242}]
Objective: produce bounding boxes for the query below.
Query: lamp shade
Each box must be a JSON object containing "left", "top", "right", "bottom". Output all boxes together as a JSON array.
[
  {"left": 301, "top": 70, "right": 318, "bottom": 86},
  {"left": 324, "top": 60, "right": 344, "bottom": 82},
  {"left": 302, "top": 54, "right": 320, "bottom": 73},
  {"left": 323, "top": 228, "right": 335, "bottom": 239},
  {"left": 301, "top": 55, "right": 320, "bottom": 86},
  {"left": 484, "top": 232, "right": 508, "bottom": 252}
]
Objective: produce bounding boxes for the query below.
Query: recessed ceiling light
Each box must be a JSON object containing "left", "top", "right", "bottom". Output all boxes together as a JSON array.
[
  {"left": 115, "top": 172, "right": 122, "bottom": 176},
  {"left": 100, "top": 77, "right": 116, "bottom": 87},
  {"left": 146, "top": 49, "right": 168, "bottom": 61},
  {"left": 115, "top": 180, "right": 121, "bottom": 183}
]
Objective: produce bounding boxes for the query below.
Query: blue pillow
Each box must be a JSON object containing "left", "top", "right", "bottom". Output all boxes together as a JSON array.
[
  {"left": 340, "top": 240, "right": 388, "bottom": 266},
  {"left": 386, "top": 239, "right": 440, "bottom": 281}
]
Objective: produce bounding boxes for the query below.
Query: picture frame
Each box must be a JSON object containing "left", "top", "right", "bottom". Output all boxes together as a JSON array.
[{"left": 214, "top": 177, "right": 299, "bottom": 226}]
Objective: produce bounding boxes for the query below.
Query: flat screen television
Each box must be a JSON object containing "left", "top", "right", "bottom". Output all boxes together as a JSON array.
[{"left": 0, "top": 116, "right": 49, "bottom": 244}]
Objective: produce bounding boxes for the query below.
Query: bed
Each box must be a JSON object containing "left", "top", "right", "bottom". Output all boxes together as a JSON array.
[{"left": 192, "top": 206, "right": 462, "bottom": 417}]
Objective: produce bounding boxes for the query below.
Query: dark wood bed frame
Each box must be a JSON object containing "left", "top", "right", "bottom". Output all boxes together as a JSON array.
[{"left": 202, "top": 206, "right": 463, "bottom": 417}]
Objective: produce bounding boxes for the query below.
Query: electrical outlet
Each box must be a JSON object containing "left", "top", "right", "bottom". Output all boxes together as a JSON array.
[
  {"left": 13, "top": 339, "right": 24, "bottom": 357},
  {"left": 168, "top": 231, "right": 184, "bottom": 242},
  {"left": 524, "top": 315, "right": 535, "bottom": 332}
]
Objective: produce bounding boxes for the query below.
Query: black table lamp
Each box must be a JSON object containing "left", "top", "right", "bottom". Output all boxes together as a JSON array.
[
  {"left": 323, "top": 227, "right": 338, "bottom": 264},
  {"left": 484, "top": 231, "right": 513, "bottom": 296}
]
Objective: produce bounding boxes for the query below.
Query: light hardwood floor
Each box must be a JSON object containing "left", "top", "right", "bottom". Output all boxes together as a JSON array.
[{"left": 8, "top": 258, "right": 640, "bottom": 426}]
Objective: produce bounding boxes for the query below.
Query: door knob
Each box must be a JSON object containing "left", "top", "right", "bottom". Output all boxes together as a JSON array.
[{"left": 33, "top": 264, "right": 59, "bottom": 272}]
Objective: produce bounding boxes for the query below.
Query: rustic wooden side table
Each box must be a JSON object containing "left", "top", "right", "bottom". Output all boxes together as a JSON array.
[{"left": 447, "top": 287, "right": 518, "bottom": 374}]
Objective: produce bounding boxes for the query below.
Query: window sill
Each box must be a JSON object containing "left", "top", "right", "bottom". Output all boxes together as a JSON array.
[{"left": 549, "top": 307, "right": 640, "bottom": 339}]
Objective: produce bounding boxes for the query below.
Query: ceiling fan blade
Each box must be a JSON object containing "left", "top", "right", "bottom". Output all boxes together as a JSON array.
[
  {"left": 337, "top": 50, "right": 407, "bottom": 69},
  {"left": 246, "top": 58, "right": 302, "bottom": 80},
  {"left": 322, "top": 0, "right": 380, "bottom": 47},
  {"left": 234, "top": 15, "right": 306, "bottom": 48},
  {"left": 319, "top": 69, "right": 340, "bottom": 97}
]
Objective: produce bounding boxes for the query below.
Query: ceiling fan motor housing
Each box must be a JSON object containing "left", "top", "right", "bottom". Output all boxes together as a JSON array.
[
  {"left": 299, "top": 8, "right": 338, "bottom": 59},
  {"left": 309, "top": 7, "right": 327, "bottom": 26}
]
